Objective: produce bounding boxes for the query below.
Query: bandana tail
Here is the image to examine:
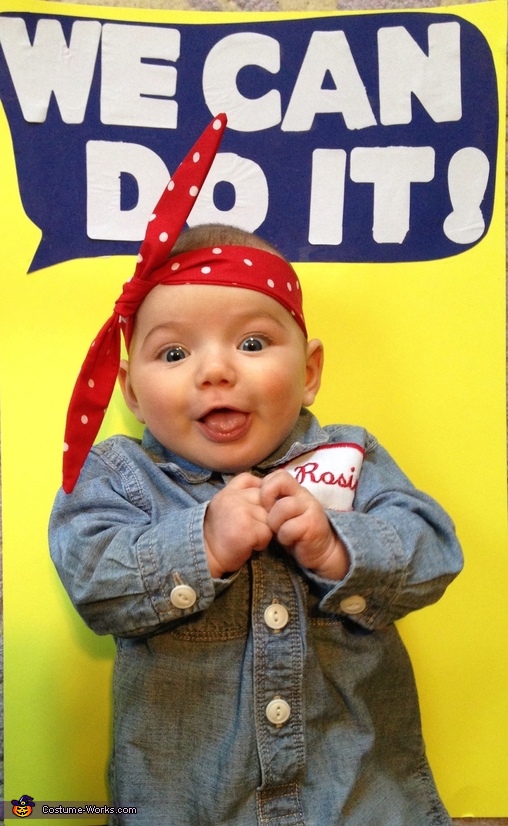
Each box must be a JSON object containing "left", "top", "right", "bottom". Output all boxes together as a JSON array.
[
  {"left": 133, "top": 114, "right": 228, "bottom": 280},
  {"left": 62, "top": 315, "right": 121, "bottom": 493}
]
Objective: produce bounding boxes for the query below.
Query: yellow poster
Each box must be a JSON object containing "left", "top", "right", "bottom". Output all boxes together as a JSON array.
[{"left": 0, "top": 0, "right": 506, "bottom": 822}]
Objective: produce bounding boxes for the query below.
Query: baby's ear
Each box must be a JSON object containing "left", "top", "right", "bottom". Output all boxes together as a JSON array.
[
  {"left": 118, "top": 359, "right": 145, "bottom": 423},
  {"left": 303, "top": 339, "right": 324, "bottom": 407}
]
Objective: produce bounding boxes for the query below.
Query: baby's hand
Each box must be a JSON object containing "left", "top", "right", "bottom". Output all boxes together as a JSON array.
[
  {"left": 204, "top": 473, "right": 273, "bottom": 578},
  {"left": 260, "top": 470, "right": 349, "bottom": 581}
]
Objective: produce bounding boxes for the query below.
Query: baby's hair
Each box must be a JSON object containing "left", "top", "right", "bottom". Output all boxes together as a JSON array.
[{"left": 170, "top": 224, "right": 286, "bottom": 260}]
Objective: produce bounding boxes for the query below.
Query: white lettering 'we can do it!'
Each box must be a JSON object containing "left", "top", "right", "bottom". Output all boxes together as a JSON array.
[{"left": 283, "top": 443, "right": 365, "bottom": 512}]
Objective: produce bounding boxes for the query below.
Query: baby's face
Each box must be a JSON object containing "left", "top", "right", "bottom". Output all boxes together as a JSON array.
[{"left": 119, "top": 283, "right": 323, "bottom": 473}]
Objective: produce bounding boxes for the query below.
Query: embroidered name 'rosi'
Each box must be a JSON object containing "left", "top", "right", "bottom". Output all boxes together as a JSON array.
[{"left": 283, "top": 443, "right": 365, "bottom": 511}]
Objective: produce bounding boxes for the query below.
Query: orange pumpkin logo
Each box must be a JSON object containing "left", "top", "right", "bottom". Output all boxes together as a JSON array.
[{"left": 11, "top": 795, "right": 35, "bottom": 817}]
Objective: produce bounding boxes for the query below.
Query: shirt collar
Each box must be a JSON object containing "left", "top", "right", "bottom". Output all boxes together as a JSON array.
[{"left": 253, "top": 409, "right": 330, "bottom": 471}]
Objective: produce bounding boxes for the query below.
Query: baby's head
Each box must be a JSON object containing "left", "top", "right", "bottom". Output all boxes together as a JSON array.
[
  {"left": 119, "top": 224, "right": 323, "bottom": 473},
  {"left": 62, "top": 114, "right": 322, "bottom": 492}
]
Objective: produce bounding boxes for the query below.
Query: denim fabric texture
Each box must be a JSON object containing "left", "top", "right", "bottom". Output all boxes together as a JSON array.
[{"left": 49, "top": 409, "right": 463, "bottom": 826}]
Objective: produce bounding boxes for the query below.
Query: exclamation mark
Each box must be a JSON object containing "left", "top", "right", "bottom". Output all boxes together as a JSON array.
[{"left": 443, "top": 147, "right": 490, "bottom": 244}]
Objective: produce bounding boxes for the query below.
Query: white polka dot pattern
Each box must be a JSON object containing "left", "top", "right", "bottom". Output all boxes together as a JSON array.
[{"left": 139, "top": 245, "right": 306, "bottom": 337}]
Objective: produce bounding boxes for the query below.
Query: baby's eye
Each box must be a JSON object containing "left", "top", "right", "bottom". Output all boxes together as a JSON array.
[
  {"left": 162, "top": 346, "right": 189, "bottom": 362},
  {"left": 239, "top": 336, "right": 268, "bottom": 352}
]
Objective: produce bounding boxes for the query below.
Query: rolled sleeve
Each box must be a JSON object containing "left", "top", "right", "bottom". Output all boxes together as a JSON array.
[
  {"left": 49, "top": 444, "right": 228, "bottom": 638},
  {"left": 302, "top": 438, "right": 463, "bottom": 628}
]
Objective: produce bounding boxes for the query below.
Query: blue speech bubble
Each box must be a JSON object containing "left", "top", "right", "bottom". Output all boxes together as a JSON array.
[{"left": 0, "top": 10, "right": 498, "bottom": 271}]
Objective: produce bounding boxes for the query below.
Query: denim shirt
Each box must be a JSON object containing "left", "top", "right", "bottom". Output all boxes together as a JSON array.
[{"left": 49, "top": 410, "right": 463, "bottom": 826}]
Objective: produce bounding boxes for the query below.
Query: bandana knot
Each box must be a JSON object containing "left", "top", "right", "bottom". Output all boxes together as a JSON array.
[{"left": 114, "top": 278, "right": 155, "bottom": 320}]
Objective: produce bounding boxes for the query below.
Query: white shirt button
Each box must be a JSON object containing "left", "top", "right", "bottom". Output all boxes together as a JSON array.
[
  {"left": 340, "top": 595, "right": 367, "bottom": 615},
  {"left": 170, "top": 584, "right": 197, "bottom": 609},
  {"left": 265, "top": 698, "right": 291, "bottom": 726},
  {"left": 264, "top": 602, "right": 289, "bottom": 630}
]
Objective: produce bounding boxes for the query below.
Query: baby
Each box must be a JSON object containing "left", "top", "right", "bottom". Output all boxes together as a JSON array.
[{"left": 50, "top": 116, "right": 463, "bottom": 826}]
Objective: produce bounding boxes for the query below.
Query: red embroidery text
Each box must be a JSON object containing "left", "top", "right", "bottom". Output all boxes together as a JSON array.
[{"left": 293, "top": 462, "right": 358, "bottom": 490}]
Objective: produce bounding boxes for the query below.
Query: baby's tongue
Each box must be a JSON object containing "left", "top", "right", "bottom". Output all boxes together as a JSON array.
[{"left": 202, "top": 408, "right": 248, "bottom": 434}]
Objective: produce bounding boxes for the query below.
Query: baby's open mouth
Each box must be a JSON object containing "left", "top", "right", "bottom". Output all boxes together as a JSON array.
[{"left": 198, "top": 408, "right": 250, "bottom": 438}]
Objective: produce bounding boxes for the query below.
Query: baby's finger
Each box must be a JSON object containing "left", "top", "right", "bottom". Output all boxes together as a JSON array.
[
  {"left": 260, "top": 470, "right": 301, "bottom": 511},
  {"left": 251, "top": 518, "right": 274, "bottom": 552},
  {"left": 273, "top": 514, "right": 308, "bottom": 549},
  {"left": 228, "top": 472, "right": 263, "bottom": 491},
  {"left": 266, "top": 493, "right": 304, "bottom": 535}
]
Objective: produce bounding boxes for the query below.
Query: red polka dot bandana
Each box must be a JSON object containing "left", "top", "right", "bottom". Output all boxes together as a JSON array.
[
  {"left": 62, "top": 114, "right": 306, "bottom": 494},
  {"left": 119, "top": 245, "right": 306, "bottom": 349}
]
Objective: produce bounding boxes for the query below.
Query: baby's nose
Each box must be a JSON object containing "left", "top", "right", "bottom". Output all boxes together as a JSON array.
[{"left": 196, "top": 348, "right": 237, "bottom": 387}]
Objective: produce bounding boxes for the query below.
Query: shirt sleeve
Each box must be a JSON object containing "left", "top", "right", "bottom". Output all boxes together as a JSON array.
[
  {"left": 303, "top": 435, "right": 464, "bottom": 629},
  {"left": 49, "top": 446, "right": 230, "bottom": 639}
]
